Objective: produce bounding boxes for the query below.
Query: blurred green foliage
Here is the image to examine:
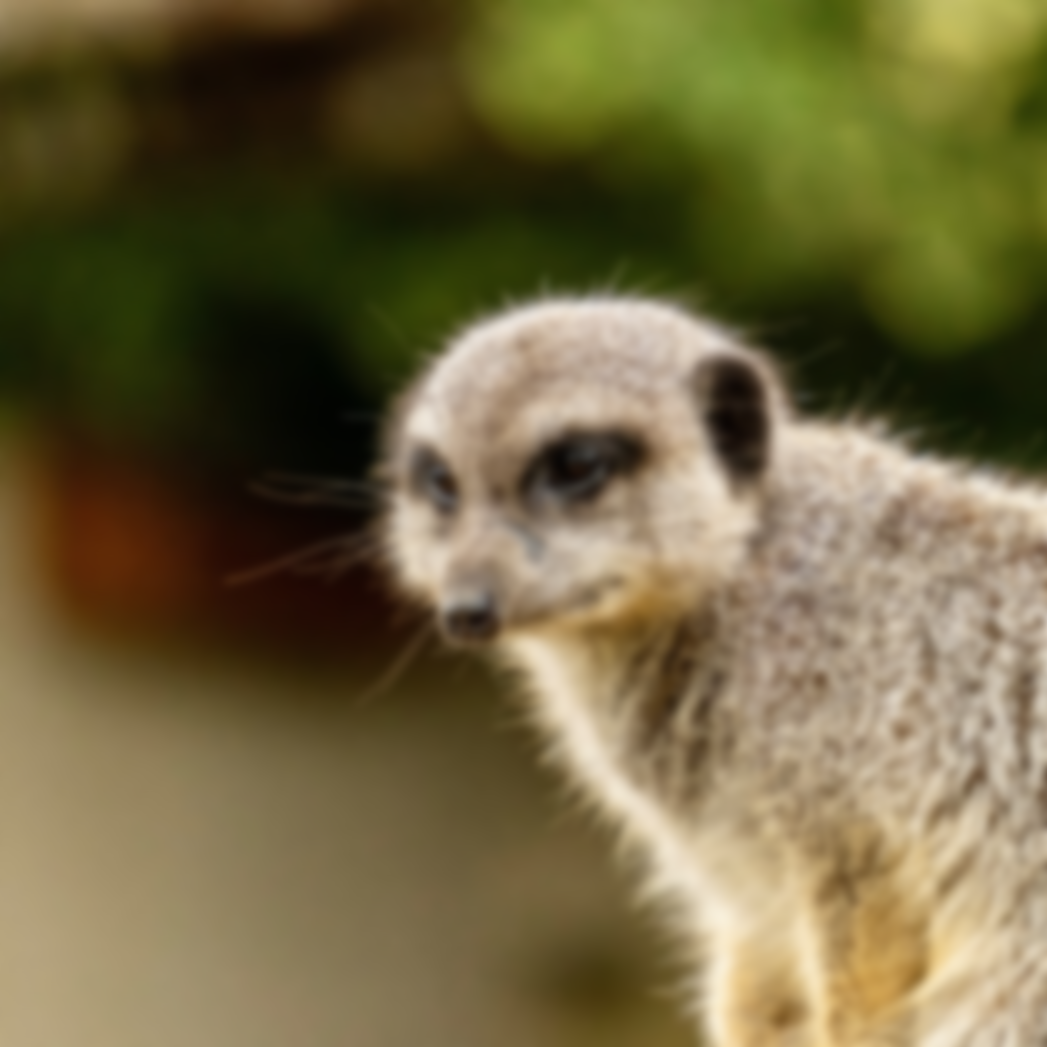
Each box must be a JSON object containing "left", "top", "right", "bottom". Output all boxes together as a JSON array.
[
  {"left": 4, "top": 0, "right": 1047, "bottom": 471},
  {"left": 466, "top": 0, "right": 1047, "bottom": 353},
  {"left": 0, "top": 181, "right": 697, "bottom": 467}
]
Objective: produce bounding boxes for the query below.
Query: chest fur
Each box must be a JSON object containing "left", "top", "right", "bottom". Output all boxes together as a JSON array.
[{"left": 511, "top": 631, "right": 939, "bottom": 1041}]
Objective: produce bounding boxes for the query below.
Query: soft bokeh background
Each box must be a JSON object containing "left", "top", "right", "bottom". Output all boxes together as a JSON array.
[{"left": 1, "top": 1, "right": 1046, "bottom": 1044}]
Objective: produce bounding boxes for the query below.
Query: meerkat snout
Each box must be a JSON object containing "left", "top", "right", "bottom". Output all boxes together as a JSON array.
[{"left": 439, "top": 584, "right": 501, "bottom": 645}]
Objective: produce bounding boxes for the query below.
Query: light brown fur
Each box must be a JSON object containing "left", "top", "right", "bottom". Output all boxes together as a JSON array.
[{"left": 381, "top": 298, "right": 1047, "bottom": 1046}]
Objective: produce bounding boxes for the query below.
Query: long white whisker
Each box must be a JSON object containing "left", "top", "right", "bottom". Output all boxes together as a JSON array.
[
  {"left": 354, "top": 621, "right": 434, "bottom": 707},
  {"left": 226, "top": 533, "right": 365, "bottom": 587},
  {"left": 250, "top": 480, "right": 376, "bottom": 511},
  {"left": 307, "top": 535, "right": 385, "bottom": 583},
  {"left": 262, "top": 471, "right": 381, "bottom": 495},
  {"left": 251, "top": 472, "right": 382, "bottom": 509}
]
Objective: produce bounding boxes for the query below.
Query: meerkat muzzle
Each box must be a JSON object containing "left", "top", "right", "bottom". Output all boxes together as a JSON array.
[{"left": 439, "top": 589, "right": 501, "bottom": 645}]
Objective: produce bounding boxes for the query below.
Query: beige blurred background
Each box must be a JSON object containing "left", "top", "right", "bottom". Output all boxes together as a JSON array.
[{"left": 0, "top": 431, "right": 690, "bottom": 1047}]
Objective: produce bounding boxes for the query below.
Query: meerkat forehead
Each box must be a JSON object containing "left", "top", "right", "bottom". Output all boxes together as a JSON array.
[{"left": 406, "top": 299, "right": 738, "bottom": 454}]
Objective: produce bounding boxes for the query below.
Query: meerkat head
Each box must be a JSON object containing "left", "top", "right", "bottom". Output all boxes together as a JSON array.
[{"left": 381, "top": 298, "right": 786, "bottom": 648}]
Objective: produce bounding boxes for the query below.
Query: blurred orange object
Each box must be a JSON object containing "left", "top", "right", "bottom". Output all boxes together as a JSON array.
[{"left": 35, "top": 428, "right": 401, "bottom": 654}]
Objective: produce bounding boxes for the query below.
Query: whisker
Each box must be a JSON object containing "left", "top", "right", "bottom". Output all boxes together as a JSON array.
[
  {"left": 304, "top": 534, "right": 385, "bottom": 584},
  {"left": 250, "top": 480, "right": 376, "bottom": 511},
  {"left": 354, "top": 620, "right": 434, "bottom": 707},
  {"left": 259, "top": 472, "right": 382, "bottom": 496},
  {"left": 226, "top": 532, "right": 365, "bottom": 587}
]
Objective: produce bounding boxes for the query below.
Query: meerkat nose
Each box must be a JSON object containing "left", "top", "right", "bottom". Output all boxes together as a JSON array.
[{"left": 440, "top": 590, "right": 501, "bottom": 645}]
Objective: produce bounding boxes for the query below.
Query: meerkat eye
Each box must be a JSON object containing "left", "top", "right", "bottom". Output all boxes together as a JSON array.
[
  {"left": 409, "top": 447, "right": 459, "bottom": 514},
  {"left": 527, "top": 431, "right": 645, "bottom": 505}
]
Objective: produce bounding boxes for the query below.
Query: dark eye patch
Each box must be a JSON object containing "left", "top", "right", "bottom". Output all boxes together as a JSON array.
[
  {"left": 524, "top": 430, "right": 646, "bottom": 506},
  {"left": 408, "top": 445, "right": 459, "bottom": 514}
]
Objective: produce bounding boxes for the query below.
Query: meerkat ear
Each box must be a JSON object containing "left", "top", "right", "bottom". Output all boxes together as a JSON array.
[{"left": 692, "top": 352, "right": 782, "bottom": 486}]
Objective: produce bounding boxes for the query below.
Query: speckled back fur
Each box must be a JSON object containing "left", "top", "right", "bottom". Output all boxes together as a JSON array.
[{"left": 381, "top": 297, "right": 1047, "bottom": 1047}]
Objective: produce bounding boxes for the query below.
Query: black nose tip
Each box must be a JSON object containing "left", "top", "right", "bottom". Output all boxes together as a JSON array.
[{"left": 441, "top": 593, "right": 501, "bottom": 644}]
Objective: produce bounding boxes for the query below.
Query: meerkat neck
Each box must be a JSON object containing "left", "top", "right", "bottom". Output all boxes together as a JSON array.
[
  {"left": 504, "top": 620, "right": 694, "bottom": 848},
  {"left": 505, "top": 604, "right": 728, "bottom": 816},
  {"left": 510, "top": 611, "right": 702, "bottom": 719}
]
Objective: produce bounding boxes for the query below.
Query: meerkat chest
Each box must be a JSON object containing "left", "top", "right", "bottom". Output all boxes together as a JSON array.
[
  {"left": 509, "top": 636, "right": 701, "bottom": 870},
  {"left": 510, "top": 633, "right": 760, "bottom": 896},
  {"left": 513, "top": 634, "right": 936, "bottom": 1029}
]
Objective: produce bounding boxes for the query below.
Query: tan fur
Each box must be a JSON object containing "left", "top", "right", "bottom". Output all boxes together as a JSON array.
[{"left": 380, "top": 297, "right": 1047, "bottom": 1046}]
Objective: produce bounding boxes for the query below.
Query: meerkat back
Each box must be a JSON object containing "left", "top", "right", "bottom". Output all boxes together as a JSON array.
[{"left": 380, "top": 297, "right": 1047, "bottom": 1047}]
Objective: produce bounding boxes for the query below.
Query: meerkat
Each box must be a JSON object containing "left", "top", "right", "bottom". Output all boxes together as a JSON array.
[{"left": 379, "top": 297, "right": 1047, "bottom": 1047}]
